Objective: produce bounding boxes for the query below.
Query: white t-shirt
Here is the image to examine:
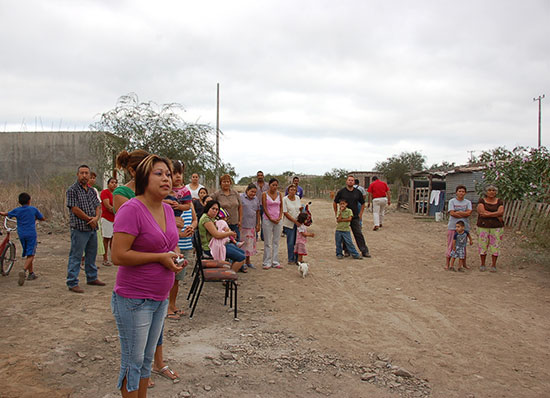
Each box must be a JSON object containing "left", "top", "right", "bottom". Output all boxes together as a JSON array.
[
  {"left": 447, "top": 198, "right": 472, "bottom": 231},
  {"left": 186, "top": 183, "right": 205, "bottom": 200},
  {"left": 282, "top": 195, "right": 302, "bottom": 229}
]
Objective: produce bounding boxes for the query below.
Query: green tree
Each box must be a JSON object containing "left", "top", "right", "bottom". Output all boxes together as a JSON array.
[
  {"left": 89, "top": 93, "right": 234, "bottom": 184},
  {"left": 375, "top": 151, "right": 426, "bottom": 185},
  {"left": 428, "top": 161, "right": 456, "bottom": 171},
  {"left": 237, "top": 176, "right": 253, "bottom": 185},
  {"left": 476, "top": 146, "right": 550, "bottom": 201},
  {"left": 323, "top": 168, "right": 349, "bottom": 187}
]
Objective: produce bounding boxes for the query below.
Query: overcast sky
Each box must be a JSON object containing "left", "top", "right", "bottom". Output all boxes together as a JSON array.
[{"left": 1, "top": 0, "right": 549, "bottom": 178}]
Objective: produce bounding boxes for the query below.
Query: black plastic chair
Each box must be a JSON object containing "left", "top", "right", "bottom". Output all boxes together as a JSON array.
[{"left": 187, "top": 232, "right": 239, "bottom": 319}]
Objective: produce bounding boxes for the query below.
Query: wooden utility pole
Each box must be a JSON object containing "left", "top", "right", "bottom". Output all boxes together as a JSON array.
[
  {"left": 533, "top": 94, "right": 545, "bottom": 148},
  {"left": 216, "top": 83, "right": 220, "bottom": 190}
]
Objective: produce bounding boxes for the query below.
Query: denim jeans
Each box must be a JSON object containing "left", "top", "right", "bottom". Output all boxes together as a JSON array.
[
  {"left": 283, "top": 225, "right": 297, "bottom": 263},
  {"left": 335, "top": 230, "right": 360, "bottom": 257},
  {"left": 66, "top": 228, "right": 98, "bottom": 288},
  {"left": 111, "top": 292, "right": 168, "bottom": 392}
]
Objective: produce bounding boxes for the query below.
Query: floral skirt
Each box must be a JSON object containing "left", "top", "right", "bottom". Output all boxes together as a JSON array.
[
  {"left": 241, "top": 227, "right": 257, "bottom": 256},
  {"left": 477, "top": 227, "right": 503, "bottom": 257}
]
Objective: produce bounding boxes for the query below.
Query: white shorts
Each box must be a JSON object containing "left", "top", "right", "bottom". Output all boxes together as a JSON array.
[{"left": 101, "top": 218, "right": 114, "bottom": 238}]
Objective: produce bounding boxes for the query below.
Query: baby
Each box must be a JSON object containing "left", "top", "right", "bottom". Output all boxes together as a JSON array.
[{"left": 209, "top": 208, "right": 242, "bottom": 261}]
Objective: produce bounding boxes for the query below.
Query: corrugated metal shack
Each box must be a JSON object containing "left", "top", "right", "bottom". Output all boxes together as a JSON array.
[
  {"left": 445, "top": 165, "right": 486, "bottom": 205},
  {"left": 407, "top": 165, "right": 486, "bottom": 217}
]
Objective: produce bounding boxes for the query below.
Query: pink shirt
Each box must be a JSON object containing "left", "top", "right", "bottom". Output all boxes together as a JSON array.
[
  {"left": 263, "top": 192, "right": 281, "bottom": 221},
  {"left": 113, "top": 198, "right": 179, "bottom": 301}
]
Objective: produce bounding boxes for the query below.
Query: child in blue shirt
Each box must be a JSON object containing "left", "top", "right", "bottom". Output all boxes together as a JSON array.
[{"left": 0, "top": 193, "right": 45, "bottom": 285}]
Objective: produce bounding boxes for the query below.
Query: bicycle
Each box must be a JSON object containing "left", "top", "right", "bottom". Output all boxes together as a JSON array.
[{"left": 0, "top": 217, "right": 17, "bottom": 276}]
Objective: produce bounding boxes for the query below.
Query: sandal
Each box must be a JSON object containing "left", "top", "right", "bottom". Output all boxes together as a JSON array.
[
  {"left": 153, "top": 365, "right": 180, "bottom": 383},
  {"left": 166, "top": 312, "right": 181, "bottom": 320}
]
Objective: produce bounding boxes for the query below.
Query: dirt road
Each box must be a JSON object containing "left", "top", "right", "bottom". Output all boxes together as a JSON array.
[{"left": 1, "top": 198, "right": 549, "bottom": 398}]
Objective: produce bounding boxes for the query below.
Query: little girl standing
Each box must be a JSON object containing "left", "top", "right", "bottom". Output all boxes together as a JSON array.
[{"left": 294, "top": 212, "right": 315, "bottom": 264}]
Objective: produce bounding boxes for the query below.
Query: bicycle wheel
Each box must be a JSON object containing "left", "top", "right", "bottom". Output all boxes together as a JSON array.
[{"left": 1, "top": 242, "right": 16, "bottom": 276}]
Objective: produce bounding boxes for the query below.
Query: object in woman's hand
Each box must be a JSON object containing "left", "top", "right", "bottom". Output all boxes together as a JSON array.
[
  {"left": 168, "top": 251, "right": 188, "bottom": 267},
  {"left": 175, "top": 257, "right": 188, "bottom": 267}
]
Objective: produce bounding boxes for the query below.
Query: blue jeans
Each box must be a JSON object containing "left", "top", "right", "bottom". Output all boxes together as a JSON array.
[
  {"left": 66, "top": 229, "right": 98, "bottom": 288},
  {"left": 259, "top": 205, "right": 264, "bottom": 241},
  {"left": 111, "top": 292, "right": 168, "bottom": 392},
  {"left": 335, "top": 230, "right": 360, "bottom": 258},
  {"left": 204, "top": 243, "right": 245, "bottom": 263},
  {"left": 283, "top": 225, "right": 297, "bottom": 263}
]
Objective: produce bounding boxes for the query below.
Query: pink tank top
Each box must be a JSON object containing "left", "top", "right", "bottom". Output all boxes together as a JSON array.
[{"left": 263, "top": 192, "right": 281, "bottom": 220}]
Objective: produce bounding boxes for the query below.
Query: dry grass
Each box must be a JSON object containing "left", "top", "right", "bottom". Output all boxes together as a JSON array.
[{"left": 0, "top": 183, "right": 68, "bottom": 233}]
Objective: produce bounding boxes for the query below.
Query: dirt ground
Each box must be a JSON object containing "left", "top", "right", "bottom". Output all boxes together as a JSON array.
[{"left": 1, "top": 198, "right": 549, "bottom": 398}]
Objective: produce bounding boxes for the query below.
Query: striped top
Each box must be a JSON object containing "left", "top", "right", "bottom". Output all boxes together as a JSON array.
[{"left": 178, "top": 209, "right": 193, "bottom": 251}]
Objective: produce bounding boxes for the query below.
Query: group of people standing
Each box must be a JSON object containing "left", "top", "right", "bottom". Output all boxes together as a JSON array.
[
  {"left": 445, "top": 184, "right": 504, "bottom": 272},
  {"left": 0, "top": 148, "right": 509, "bottom": 398}
]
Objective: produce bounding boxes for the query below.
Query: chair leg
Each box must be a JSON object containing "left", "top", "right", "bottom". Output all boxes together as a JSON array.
[
  {"left": 187, "top": 270, "right": 201, "bottom": 302},
  {"left": 224, "top": 281, "right": 229, "bottom": 306},
  {"left": 189, "top": 278, "right": 205, "bottom": 319},
  {"left": 233, "top": 282, "right": 238, "bottom": 319}
]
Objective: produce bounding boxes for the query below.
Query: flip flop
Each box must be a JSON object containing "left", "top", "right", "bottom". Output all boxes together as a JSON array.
[
  {"left": 166, "top": 312, "right": 181, "bottom": 320},
  {"left": 153, "top": 365, "right": 180, "bottom": 383}
]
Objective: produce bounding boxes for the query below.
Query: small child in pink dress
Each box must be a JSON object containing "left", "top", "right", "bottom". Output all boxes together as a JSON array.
[
  {"left": 209, "top": 208, "right": 242, "bottom": 261},
  {"left": 294, "top": 212, "right": 315, "bottom": 263}
]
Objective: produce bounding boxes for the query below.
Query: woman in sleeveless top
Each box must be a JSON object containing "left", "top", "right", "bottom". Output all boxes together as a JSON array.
[
  {"left": 476, "top": 185, "right": 504, "bottom": 272},
  {"left": 261, "top": 178, "right": 283, "bottom": 269}
]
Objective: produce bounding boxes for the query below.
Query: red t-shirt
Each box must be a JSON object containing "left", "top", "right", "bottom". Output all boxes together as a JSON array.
[
  {"left": 367, "top": 180, "right": 389, "bottom": 199},
  {"left": 100, "top": 189, "right": 115, "bottom": 222}
]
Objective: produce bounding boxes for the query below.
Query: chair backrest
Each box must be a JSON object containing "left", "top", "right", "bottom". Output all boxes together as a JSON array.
[
  {"left": 192, "top": 229, "right": 203, "bottom": 257},
  {"left": 191, "top": 230, "right": 205, "bottom": 278}
]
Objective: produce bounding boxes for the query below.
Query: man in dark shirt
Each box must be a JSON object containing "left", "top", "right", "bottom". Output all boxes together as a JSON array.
[
  {"left": 333, "top": 175, "right": 371, "bottom": 257},
  {"left": 66, "top": 165, "right": 105, "bottom": 293}
]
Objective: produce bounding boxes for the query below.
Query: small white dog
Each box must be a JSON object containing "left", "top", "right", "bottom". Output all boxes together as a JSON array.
[{"left": 298, "top": 261, "right": 309, "bottom": 278}]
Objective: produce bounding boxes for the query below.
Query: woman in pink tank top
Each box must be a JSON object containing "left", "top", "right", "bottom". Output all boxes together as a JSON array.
[{"left": 261, "top": 178, "right": 283, "bottom": 269}]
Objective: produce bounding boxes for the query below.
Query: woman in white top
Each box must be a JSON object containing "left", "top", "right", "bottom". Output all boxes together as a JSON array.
[
  {"left": 185, "top": 173, "right": 205, "bottom": 199},
  {"left": 282, "top": 185, "right": 302, "bottom": 265}
]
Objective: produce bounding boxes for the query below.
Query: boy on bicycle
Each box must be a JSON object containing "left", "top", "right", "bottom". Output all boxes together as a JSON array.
[{"left": 1, "top": 193, "right": 45, "bottom": 285}]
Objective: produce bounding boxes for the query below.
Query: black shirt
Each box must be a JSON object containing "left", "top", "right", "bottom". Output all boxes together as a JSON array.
[{"left": 334, "top": 187, "right": 365, "bottom": 218}]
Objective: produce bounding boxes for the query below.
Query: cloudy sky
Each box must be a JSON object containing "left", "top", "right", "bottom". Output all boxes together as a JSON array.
[{"left": 1, "top": 0, "right": 549, "bottom": 178}]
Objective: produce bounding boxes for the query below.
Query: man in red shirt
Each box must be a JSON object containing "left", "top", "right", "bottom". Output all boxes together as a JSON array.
[{"left": 367, "top": 176, "right": 391, "bottom": 231}]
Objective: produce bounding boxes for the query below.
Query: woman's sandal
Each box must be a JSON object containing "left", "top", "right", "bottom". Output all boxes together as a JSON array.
[
  {"left": 153, "top": 365, "right": 180, "bottom": 383},
  {"left": 166, "top": 312, "right": 181, "bottom": 320}
]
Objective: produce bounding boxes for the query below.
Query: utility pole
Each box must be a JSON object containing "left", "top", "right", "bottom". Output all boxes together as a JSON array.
[
  {"left": 467, "top": 150, "right": 476, "bottom": 163},
  {"left": 533, "top": 94, "right": 545, "bottom": 148},
  {"left": 215, "top": 83, "right": 220, "bottom": 190}
]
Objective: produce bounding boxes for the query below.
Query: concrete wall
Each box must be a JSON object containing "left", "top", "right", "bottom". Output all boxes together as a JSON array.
[{"left": 0, "top": 131, "right": 106, "bottom": 186}]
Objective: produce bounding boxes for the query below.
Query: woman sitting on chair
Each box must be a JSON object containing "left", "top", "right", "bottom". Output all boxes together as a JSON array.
[{"left": 198, "top": 200, "right": 245, "bottom": 273}]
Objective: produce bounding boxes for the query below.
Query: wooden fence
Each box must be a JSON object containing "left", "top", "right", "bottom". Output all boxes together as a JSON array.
[{"left": 503, "top": 200, "right": 550, "bottom": 232}]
